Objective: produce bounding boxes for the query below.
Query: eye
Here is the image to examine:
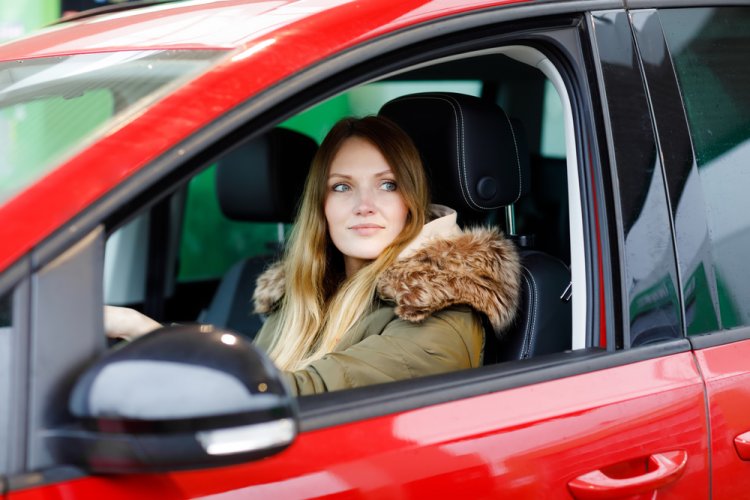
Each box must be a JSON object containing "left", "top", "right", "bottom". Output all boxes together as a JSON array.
[
  {"left": 380, "top": 180, "right": 397, "bottom": 192},
  {"left": 331, "top": 183, "right": 350, "bottom": 193}
]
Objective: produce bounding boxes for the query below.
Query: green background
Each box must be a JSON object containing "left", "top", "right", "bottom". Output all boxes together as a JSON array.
[{"left": 0, "top": 1, "right": 59, "bottom": 42}]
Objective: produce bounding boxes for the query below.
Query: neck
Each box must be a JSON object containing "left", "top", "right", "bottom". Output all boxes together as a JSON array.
[{"left": 344, "top": 256, "right": 370, "bottom": 278}]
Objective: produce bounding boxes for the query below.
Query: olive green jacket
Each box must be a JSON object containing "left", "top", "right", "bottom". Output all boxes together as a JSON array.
[
  {"left": 255, "top": 302, "right": 485, "bottom": 395},
  {"left": 253, "top": 206, "right": 521, "bottom": 396}
]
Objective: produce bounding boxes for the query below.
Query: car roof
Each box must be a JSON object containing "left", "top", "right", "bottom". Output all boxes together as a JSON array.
[
  {"left": 0, "top": 0, "right": 304, "bottom": 60},
  {"left": 0, "top": 0, "right": 544, "bottom": 274},
  {"left": 0, "top": 0, "right": 531, "bottom": 61}
]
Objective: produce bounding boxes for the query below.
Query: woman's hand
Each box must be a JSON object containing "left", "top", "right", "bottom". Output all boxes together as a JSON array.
[{"left": 104, "top": 305, "right": 162, "bottom": 341}]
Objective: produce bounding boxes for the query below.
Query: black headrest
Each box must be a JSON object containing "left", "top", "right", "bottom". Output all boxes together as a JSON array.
[
  {"left": 216, "top": 128, "right": 317, "bottom": 222},
  {"left": 379, "top": 92, "right": 529, "bottom": 212}
]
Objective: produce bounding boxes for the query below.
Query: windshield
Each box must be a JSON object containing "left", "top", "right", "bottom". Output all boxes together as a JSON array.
[{"left": 0, "top": 49, "right": 228, "bottom": 204}]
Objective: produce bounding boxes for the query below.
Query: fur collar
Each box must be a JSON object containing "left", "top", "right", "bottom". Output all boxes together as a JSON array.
[
  {"left": 376, "top": 225, "right": 520, "bottom": 334},
  {"left": 253, "top": 209, "right": 521, "bottom": 335}
]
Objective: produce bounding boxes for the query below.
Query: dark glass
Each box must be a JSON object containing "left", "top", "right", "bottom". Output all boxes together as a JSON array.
[
  {"left": 0, "top": 293, "right": 10, "bottom": 328},
  {"left": 661, "top": 7, "right": 750, "bottom": 330},
  {"left": 631, "top": 9, "right": 720, "bottom": 336},
  {"left": 592, "top": 11, "right": 682, "bottom": 347}
]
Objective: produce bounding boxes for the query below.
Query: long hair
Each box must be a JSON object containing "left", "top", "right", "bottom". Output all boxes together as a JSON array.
[{"left": 266, "top": 116, "right": 430, "bottom": 371}]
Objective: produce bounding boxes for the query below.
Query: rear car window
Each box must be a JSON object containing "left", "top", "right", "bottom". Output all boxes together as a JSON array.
[
  {"left": 178, "top": 165, "right": 288, "bottom": 282},
  {"left": 660, "top": 7, "right": 750, "bottom": 332},
  {"left": 0, "top": 49, "right": 227, "bottom": 204}
]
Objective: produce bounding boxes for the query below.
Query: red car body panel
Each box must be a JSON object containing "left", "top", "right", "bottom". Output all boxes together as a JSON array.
[
  {"left": 694, "top": 339, "right": 750, "bottom": 498},
  {"left": 9, "top": 353, "right": 709, "bottom": 498},
  {"left": 0, "top": 0, "right": 527, "bottom": 274}
]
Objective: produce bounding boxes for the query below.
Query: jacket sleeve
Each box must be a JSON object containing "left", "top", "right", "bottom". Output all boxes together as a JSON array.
[{"left": 283, "top": 306, "right": 484, "bottom": 396}]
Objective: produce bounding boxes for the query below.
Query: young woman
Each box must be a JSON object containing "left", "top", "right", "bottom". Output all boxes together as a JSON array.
[
  {"left": 251, "top": 116, "right": 521, "bottom": 395},
  {"left": 105, "top": 116, "right": 521, "bottom": 396}
]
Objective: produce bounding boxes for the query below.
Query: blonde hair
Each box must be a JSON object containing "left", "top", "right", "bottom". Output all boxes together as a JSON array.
[{"left": 266, "top": 116, "right": 429, "bottom": 370}]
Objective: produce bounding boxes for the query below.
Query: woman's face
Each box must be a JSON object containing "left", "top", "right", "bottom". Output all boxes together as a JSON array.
[{"left": 324, "top": 136, "right": 408, "bottom": 277}]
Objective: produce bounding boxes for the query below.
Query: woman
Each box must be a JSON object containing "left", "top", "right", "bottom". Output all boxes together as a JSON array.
[
  {"left": 106, "top": 116, "right": 521, "bottom": 396},
  {"left": 251, "top": 116, "right": 521, "bottom": 395}
]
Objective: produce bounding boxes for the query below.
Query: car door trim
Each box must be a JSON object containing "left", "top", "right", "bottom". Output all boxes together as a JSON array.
[
  {"left": 689, "top": 327, "right": 750, "bottom": 350},
  {"left": 626, "top": 0, "right": 750, "bottom": 7},
  {"left": 298, "top": 339, "right": 691, "bottom": 431}
]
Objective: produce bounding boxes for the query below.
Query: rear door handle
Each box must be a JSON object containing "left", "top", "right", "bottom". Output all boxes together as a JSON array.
[
  {"left": 568, "top": 450, "right": 688, "bottom": 499},
  {"left": 735, "top": 431, "right": 750, "bottom": 460}
]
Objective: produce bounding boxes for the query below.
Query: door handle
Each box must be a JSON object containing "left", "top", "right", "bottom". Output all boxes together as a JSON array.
[
  {"left": 568, "top": 450, "right": 688, "bottom": 499},
  {"left": 735, "top": 431, "right": 750, "bottom": 460}
]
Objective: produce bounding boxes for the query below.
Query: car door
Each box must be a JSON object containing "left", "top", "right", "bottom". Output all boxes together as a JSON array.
[
  {"left": 638, "top": 5, "right": 750, "bottom": 497},
  {"left": 2, "top": 5, "right": 711, "bottom": 499}
]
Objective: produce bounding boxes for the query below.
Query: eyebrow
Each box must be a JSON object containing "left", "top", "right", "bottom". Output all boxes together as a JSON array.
[{"left": 328, "top": 169, "right": 393, "bottom": 180}]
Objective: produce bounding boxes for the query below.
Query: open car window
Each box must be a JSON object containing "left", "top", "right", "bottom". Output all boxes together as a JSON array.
[{"left": 102, "top": 44, "right": 583, "bottom": 387}]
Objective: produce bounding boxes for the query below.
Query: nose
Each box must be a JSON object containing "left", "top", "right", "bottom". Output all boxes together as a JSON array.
[{"left": 354, "top": 189, "right": 376, "bottom": 216}]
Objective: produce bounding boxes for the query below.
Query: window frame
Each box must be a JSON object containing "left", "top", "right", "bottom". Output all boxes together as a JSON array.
[
  {"left": 0, "top": 265, "right": 30, "bottom": 477},
  {"left": 92, "top": 19, "right": 605, "bottom": 424}
]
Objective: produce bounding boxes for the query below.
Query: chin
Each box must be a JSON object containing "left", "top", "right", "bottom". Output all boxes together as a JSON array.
[
  {"left": 347, "top": 247, "right": 387, "bottom": 261},
  {"left": 354, "top": 252, "right": 385, "bottom": 261}
]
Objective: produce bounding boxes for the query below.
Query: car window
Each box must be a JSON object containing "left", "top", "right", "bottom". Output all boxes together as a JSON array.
[
  {"left": 0, "top": 88, "right": 114, "bottom": 196},
  {"left": 512, "top": 77, "right": 570, "bottom": 263},
  {"left": 108, "top": 49, "right": 577, "bottom": 329},
  {"left": 286, "top": 80, "right": 482, "bottom": 142},
  {"left": 178, "top": 167, "right": 287, "bottom": 283},
  {"left": 0, "top": 50, "right": 227, "bottom": 204},
  {"left": 660, "top": 7, "right": 750, "bottom": 332},
  {"left": 540, "top": 80, "right": 565, "bottom": 159},
  {"left": 103, "top": 45, "right": 584, "bottom": 400}
]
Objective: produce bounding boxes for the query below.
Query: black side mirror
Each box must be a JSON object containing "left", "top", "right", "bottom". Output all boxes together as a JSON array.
[{"left": 47, "top": 324, "right": 297, "bottom": 473}]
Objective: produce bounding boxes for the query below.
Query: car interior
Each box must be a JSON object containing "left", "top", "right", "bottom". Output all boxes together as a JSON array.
[{"left": 103, "top": 46, "right": 583, "bottom": 382}]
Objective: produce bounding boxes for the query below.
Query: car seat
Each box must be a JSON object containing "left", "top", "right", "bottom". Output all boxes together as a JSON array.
[
  {"left": 199, "top": 127, "right": 318, "bottom": 339},
  {"left": 379, "top": 92, "right": 572, "bottom": 362}
]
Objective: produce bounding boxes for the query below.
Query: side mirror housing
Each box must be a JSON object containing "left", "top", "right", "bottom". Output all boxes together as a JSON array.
[{"left": 47, "top": 324, "right": 297, "bottom": 473}]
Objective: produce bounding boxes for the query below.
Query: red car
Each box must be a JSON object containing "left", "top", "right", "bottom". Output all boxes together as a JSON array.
[{"left": 1, "top": 0, "right": 750, "bottom": 498}]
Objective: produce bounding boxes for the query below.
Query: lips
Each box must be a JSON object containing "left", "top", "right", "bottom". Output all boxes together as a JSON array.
[{"left": 349, "top": 223, "right": 384, "bottom": 236}]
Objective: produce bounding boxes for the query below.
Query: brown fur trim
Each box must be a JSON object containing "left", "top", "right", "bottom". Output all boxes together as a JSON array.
[
  {"left": 252, "top": 228, "right": 521, "bottom": 334},
  {"left": 253, "top": 261, "right": 285, "bottom": 314},
  {"left": 377, "top": 228, "right": 521, "bottom": 334}
]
